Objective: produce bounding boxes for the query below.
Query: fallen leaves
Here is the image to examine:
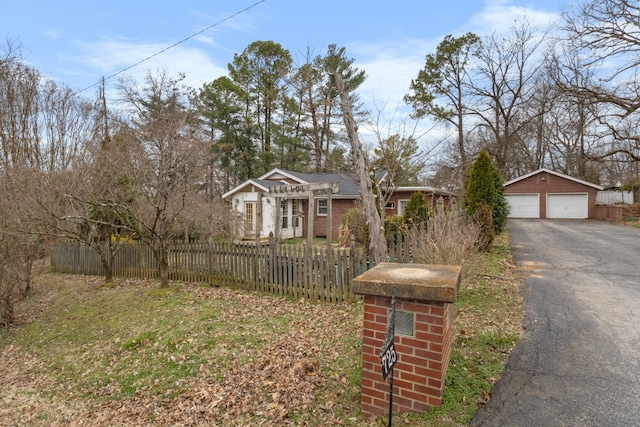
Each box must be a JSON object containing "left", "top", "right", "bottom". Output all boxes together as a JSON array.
[
  {"left": 0, "top": 273, "right": 363, "bottom": 426},
  {"left": 0, "top": 233, "right": 523, "bottom": 426}
]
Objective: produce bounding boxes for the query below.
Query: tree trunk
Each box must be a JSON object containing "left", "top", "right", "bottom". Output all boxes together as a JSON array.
[
  {"left": 159, "top": 260, "right": 169, "bottom": 288},
  {"left": 104, "top": 264, "right": 114, "bottom": 283},
  {"left": 333, "top": 72, "right": 387, "bottom": 265},
  {"left": 96, "top": 244, "right": 114, "bottom": 283},
  {"left": 154, "top": 243, "right": 170, "bottom": 288},
  {"left": 457, "top": 106, "right": 467, "bottom": 169}
]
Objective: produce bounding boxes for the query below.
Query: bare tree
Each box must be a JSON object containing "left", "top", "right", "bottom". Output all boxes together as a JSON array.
[
  {"left": 0, "top": 44, "right": 127, "bottom": 282},
  {"left": 544, "top": 43, "right": 606, "bottom": 181},
  {"left": 117, "top": 70, "right": 209, "bottom": 287},
  {"left": 334, "top": 72, "right": 386, "bottom": 264},
  {"left": 0, "top": 39, "right": 90, "bottom": 321},
  {"left": 0, "top": 45, "right": 41, "bottom": 170},
  {"left": 367, "top": 104, "right": 436, "bottom": 216},
  {"left": 0, "top": 43, "right": 94, "bottom": 172},
  {"left": 468, "top": 20, "right": 548, "bottom": 178},
  {"left": 0, "top": 141, "right": 41, "bottom": 326},
  {"left": 561, "top": 0, "right": 640, "bottom": 166},
  {"left": 289, "top": 44, "right": 366, "bottom": 172}
]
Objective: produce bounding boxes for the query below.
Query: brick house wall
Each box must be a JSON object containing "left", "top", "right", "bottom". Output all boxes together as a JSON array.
[
  {"left": 299, "top": 198, "right": 359, "bottom": 238},
  {"left": 383, "top": 191, "right": 451, "bottom": 217},
  {"left": 504, "top": 171, "right": 599, "bottom": 219},
  {"left": 303, "top": 192, "right": 454, "bottom": 238}
]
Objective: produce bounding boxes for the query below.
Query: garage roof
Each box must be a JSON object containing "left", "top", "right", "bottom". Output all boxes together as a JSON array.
[{"left": 504, "top": 168, "right": 604, "bottom": 190}]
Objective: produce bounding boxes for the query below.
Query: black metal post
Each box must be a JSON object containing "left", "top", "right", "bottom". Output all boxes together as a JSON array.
[
  {"left": 388, "top": 364, "right": 394, "bottom": 427},
  {"left": 388, "top": 288, "right": 396, "bottom": 427}
]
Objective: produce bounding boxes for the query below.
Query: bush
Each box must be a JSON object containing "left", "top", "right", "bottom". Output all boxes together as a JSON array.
[
  {"left": 403, "top": 192, "right": 432, "bottom": 227},
  {"left": 383, "top": 215, "right": 405, "bottom": 242},
  {"left": 475, "top": 202, "right": 495, "bottom": 251},
  {"left": 339, "top": 208, "right": 368, "bottom": 247},
  {"left": 0, "top": 236, "right": 39, "bottom": 327},
  {"left": 406, "top": 204, "right": 480, "bottom": 265}
]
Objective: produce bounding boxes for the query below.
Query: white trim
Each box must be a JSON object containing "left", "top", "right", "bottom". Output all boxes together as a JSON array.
[
  {"left": 504, "top": 168, "right": 603, "bottom": 190},
  {"left": 398, "top": 199, "right": 409, "bottom": 216},
  {"left": 222, "top": 179, "right": 271, "bottom": 200},
  {"left": 317, "top": 198, "right": 328, "bottom": 216},
  {"left": 257, "top": 168, "right": 308, "bottom": 184},
  {"left": 377, "top": 171, "right": 389, "bottom": 186}
]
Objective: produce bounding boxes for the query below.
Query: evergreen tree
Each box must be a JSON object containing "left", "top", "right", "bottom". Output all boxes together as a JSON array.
[
  {"left": 464, "top": 149, "right": 508, "bottom": 235},
  {"left": 492, "top": 166, "right": 509, "bottom": 233},
  {"left": 228, "top": 40, "right": 293, "bottom": 174},
  {"left": 198, "top": 76, "right": 258, "bottom": 192},
  {"left": 403, "top": 192, "right": 431, "bottom": 227},
  {"left": 405, "top": 32, "right": 480, "bottom": 170}
]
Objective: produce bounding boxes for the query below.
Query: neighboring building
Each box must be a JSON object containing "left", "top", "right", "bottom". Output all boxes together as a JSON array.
[
  {"left": 222, "top": 168, "right": 456, "bottom": 241},
  {"left": 504, "top": 168, "right": 604, "bottom": 219}
]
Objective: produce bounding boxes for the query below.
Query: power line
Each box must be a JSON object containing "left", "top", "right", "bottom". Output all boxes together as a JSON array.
[{"left": 73, "top": 0, "right": 266, "bottom": 96}]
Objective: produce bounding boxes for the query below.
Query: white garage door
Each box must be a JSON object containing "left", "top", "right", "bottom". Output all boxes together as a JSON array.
[
  {"left": 506, "top": 194, "right": 539, "bottom": 218},
  {"left": 547, "top": 193, "right": 588, "bottom": 219}
]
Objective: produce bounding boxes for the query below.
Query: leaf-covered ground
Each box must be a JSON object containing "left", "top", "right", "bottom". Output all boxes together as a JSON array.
[
  {"left": 1, "top": 276, "right": 365, "bottom": 426},
  {"left": 1, "top": 234, "right": 523, "bottom": 426}
]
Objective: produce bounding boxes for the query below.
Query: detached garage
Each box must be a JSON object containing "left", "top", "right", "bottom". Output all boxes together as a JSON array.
[{"left": 504, "top": 168, "right": 603, "bottom": 219}]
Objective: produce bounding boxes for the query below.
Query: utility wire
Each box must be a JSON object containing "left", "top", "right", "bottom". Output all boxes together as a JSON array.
[{"left": 73, "top": 0, "right": 266, "bottom": 96}]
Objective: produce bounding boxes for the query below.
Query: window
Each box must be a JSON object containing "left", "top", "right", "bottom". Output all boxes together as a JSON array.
[
  {"left": 317, "top": 199, "right": 328, "bottom": 216},
  {"left": 398, "top": 200, "right": 409, "bottom": 216},
  {"left": 281, "top": 203, "right": 288, "bottom": 229},
  {"left": 295, "top": 201, "right": 302, "bottom": 227},
  {"left": 385, "top": 201, "right": 396, "bottom": 210},
  {"left": 244, "top": 202, "right": 254, "bottom": 231}
]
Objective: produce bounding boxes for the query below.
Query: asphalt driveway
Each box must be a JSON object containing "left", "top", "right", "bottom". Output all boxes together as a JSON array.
[{"left": 472, "top": 219, "right": 640, "bottom": 427}]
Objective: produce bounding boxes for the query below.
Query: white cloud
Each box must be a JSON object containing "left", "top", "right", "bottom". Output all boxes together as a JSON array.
[
  {"left": 63, "top": 37, "right": 228, "bottom": 96},
  {"left": 41, "top": 28, "right": 66, "bottom": 40},
  {"left": 350, "top": 0, "right": 560, "bottom": 115},
  {"left": 355, "top": 39, "right": 434, "bottom": 108},
  {"left": 345, "top": 0, "right": 562, "bottom": 154},
  {"left": 468, "top": 0, "right": 560, "bottom": 34}
]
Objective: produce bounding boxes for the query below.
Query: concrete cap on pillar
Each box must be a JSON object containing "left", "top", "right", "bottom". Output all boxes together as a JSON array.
[{"left": 352, "top": 262, "right": 461, "bottom": 302}]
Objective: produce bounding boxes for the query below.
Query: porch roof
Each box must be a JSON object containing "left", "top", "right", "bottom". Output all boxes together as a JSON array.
[{"left": 221, "top": 179, "right": 282, "bottom": 200}]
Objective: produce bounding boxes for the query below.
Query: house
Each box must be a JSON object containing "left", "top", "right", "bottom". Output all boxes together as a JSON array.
[
  {"left": 222, "top": 168, "right": 456, "bottom": 241},
  {"left": 504, "top": 168, "right": 604, "bottom": 219}
]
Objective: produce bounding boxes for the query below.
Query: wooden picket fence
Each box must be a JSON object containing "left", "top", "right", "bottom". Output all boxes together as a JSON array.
[
  {"left": 51, "top": 207, "right": 467, "bottom": 302},
  {"left": 50, "top": 235, "right": 418, "bottom": 303}
]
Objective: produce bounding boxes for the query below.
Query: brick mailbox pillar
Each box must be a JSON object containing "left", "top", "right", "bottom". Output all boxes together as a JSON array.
[{"left": 352, "top": 262, "right": 461, "bottom": 417}]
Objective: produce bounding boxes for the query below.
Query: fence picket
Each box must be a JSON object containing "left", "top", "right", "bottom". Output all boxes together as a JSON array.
[{"left": 50, "top": 237, "right": 387, "bottom": 303}]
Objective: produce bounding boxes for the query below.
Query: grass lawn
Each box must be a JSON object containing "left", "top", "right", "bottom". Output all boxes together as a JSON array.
[{"left": 0, "top": 233, "right": 523, "bottom": 426}]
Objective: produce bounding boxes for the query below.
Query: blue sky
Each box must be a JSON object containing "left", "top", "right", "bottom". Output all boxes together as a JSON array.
[{"left": 2, "top": 0, "right": 567, "bottom": 143}]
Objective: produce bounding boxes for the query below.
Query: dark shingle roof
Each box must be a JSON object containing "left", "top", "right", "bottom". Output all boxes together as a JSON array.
[
  {"left": 253, "top": 179, "right": 284, "bottom": 188},
  {"left": 281, "top": 170, "right": 360, "bottom": 197}
]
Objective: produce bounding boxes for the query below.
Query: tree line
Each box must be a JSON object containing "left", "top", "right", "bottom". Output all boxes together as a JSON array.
[
  {"left": 0, "top": 0, "right": 638, "bottom": 323},
  {"left": 406, "top": 0, "right": 640, "bottom": 190}
]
